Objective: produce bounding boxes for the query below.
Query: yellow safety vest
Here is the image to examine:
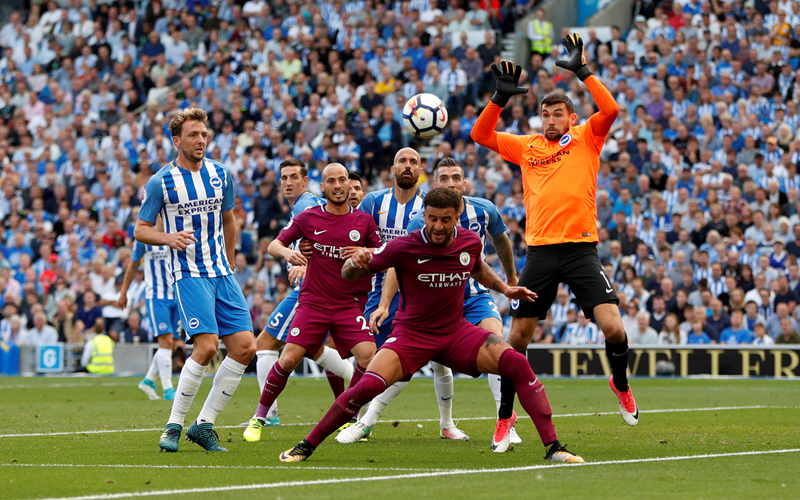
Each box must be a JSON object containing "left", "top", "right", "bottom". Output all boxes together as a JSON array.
[
  {"left": 87, "top": 335, "right": 115, "bottom": 374},
  {"left": 531, "top": 20, "right": 553, "bottom": 55}
]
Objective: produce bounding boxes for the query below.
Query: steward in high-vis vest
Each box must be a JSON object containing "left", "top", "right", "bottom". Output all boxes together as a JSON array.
[
  {"left": 82, "top": 328, "right": 115, "bottom": 374},
  {"left": 527, "top": 9, "right": 554, "bottom": 57}
]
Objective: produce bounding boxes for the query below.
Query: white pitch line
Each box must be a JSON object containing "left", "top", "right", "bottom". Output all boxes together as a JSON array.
[
  {"left": 0, "top": 405, "right": 794, "bottom": 439},
  {"left": 0, "top": 382, "right": 133, "bottom": 390},
  {"left": 29, "top": 448, "right": 800, "bottom": 500},
  {"left": 1, "top": 463, "right": 437, "bottom": 472}
]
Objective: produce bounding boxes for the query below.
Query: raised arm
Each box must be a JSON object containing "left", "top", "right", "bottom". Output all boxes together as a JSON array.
[{"left": 470, "top": 60, "right": 528, "bottom": 157}]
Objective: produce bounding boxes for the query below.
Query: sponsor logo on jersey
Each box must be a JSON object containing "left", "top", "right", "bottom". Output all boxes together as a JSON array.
[
  {"left": 313, "top": 243, "right": 351, "bottom": 259},
  {"left": 559, "top": 133, "right": 572, "bottom": 147},
  {"left": 460, "top": 252, "right": 470, "bottom": 266},
  {"left": 209, "top": 176, "right": 223, "bottom": 190},
  {"left": 188, "top": 318, "right": 200, "bottom": 329},
  {"left": 418, "top": 271, "right": 471, "bottom": 287},
  {"left": 290, "top": 327, "right": 300, "bottom": 337},
  {"left": 349, "top": 229, "right": 361, "bottom": 242},
  {"left": 176, "top": 198, "right": 222, "bottom": 216}
]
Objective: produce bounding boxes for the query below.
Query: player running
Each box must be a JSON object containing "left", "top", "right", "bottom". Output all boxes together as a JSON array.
[
  {"left": 118, "top": 216, "right": 179, "bottom": 401},
  {"left": 279, "top": 188, "right": 584, "bottom": 464},
  {"left": 345, "top": 148, "right": 469, "bottom": 441},
  {"left": 243, "top": 164, "right": 382, "bottom": 442},
  {"left": 136, "top": 108, "right": 255, "bottom": 452},
  {"left": 336, "top": 158, "right": 521, "bottom": 446},
  {"left": 470, "top": 34, "right": 638, "bottom": 451},
  {"left": 245, "top": 159, "right": 355, "bottom": 431}
]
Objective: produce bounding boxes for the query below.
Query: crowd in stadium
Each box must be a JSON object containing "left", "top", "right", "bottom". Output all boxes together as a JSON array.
[{"left": 1, "top": 0, "right": 800, "bottom": 362}]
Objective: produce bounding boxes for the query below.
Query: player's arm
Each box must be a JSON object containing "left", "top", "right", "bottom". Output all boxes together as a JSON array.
[
  {"left": 369, "top": 267, "right": 397, "bottom": 334},
  {"left": 556, "top": 33, "right": 619, "bottom": 139},
  {"left": 470, "top": 60, "right": 528, "bottom": 161},
  {"left": 341, "top": 248, "right": 376, "bottom": 281},
  {"left": 491, "top": 232, "right": 517, "bottom": 286},
  {"left": 471, "top": 260, "right": 537, "bottom": 302},
  {"left": 221, "top": 210, "right": 238, "bottom": 272},
  {"left": 134, "top": 176, "right": 196, "bottom": 250},
  {"left": 268, "top": 237, "right": 308, "bottom": 267},
  {"left": 116, "top": 254, "right": 142, "bottom": 309}
]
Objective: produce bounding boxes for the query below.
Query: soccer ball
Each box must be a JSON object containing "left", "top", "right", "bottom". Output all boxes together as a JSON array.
[{"left": 402, "top": 93, "right": 449, "bottom": 139}]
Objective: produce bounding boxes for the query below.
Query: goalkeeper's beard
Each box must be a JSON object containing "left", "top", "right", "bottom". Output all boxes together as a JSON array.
[{"left": 544, "top": 125, "right": 569, "bottom": 142}]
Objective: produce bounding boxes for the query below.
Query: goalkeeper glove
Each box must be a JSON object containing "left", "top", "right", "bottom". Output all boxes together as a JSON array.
[
  {"left": 556, "top": 32, "right": 593, "bottom": 82},
  {"left": 491, "top": 59, "right": 529, "bottom": 107}
]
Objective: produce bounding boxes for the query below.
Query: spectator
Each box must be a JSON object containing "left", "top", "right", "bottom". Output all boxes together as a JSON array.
[
  {"left": 686, "top": 317, "right": 712, "bottom": 344},
  {"left": 776, "top": 317, "right": 800, "bottom": 344},
  {"left": 628, "top": 311, "right": 659, "bottom": 344},
  {"left": 121, "top": 310, "right": 148, "bottom": 344},
  {"left": 719, "top": 310, "right": 755, "bottom": 344},
  {"left": 17, "top": 312, "right": 57, "bottom": 346},
  {"left": 752, "top": 323, "right": 775, "bottom": 346}
]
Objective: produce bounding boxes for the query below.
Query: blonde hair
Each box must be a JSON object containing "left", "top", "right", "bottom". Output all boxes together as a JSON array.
[{"left": 169, "top": 108, "right": 208, "bottom": 139}]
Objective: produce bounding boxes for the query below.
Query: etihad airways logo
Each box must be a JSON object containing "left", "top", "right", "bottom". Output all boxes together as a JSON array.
[
  {"left": 418, "top": 271, "right": 471, "bottom": 288},
  {"left": 313, "top": 242, "right": 347, "bottom": 259}
]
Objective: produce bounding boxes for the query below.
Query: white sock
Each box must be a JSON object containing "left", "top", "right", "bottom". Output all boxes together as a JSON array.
[
  {"left": 167, "top": 358, "right": 206, "bottom": 427},
  {"left": 316, "top": 346, "right": 355, "bottom": 384},
  {"left": 432, "top": 362, "right": 454, "bottom": 428},
  {"left": 488, "top": 374, "right": 502, "bottom": 415},
  {"left": 360, "top": 380, "right": 408, "bottom": 428},
  {"left": 255, "top": 350, "right": 279, "bottom": 419},
  {"left": 197, "top": 357, "right": 247, "bottom": 426},
  {"left": 157, "top": 348, "right": 173, "bottom": 390},
  {"left": 144, "top": 353, "right": 159, "bottom": 383}
]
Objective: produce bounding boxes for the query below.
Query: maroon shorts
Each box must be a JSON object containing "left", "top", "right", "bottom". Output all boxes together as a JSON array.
[
  {"left": 287, "top": 302, "right": 374, "bottom": 358},
  {"left": 381, "top": 320, "right": 493, "bottom": 380}
]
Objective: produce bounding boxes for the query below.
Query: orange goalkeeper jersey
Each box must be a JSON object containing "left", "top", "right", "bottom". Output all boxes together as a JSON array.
[{"left": 496, "top": 122, "right": 607, "bottom": 247}]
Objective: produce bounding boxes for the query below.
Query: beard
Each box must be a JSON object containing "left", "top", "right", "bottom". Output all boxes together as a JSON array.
[
  {"left": 396, "top": 171, "right": 419, "bottom": 189},
  {"left": 182, "top": 143, "right": 204, "bottom": 162},
  {"left": 425, "top": 226, "right": 453, "bottom": 247}
]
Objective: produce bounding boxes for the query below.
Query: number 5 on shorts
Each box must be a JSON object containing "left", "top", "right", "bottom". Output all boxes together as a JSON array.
[
  {"left": 269, "top": 313, "right": 284, "bottom": 328},
  {"left": 356, "top": 315, "right": 370, "bottom": 333}
]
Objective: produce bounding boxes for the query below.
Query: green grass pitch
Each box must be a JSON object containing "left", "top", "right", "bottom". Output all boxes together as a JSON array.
[{"left": 1, "top": 375, "right": 799, "bottom": 499}]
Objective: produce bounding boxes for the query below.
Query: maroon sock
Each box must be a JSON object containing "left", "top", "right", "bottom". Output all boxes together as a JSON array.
[
  {"left": 255, "top": 363, "right": 291, "bottom": 419},
  {"left": 498, "top": 349, "right": 557, "bottom": 445},
  {"left": 349, "top": 364, "right": 367, "bottom": 389},
  {"left": 306, "top": 371, "right": 386, "bottom": 447},
  {"left": 325, "top": 369, "right": 346, "bottom": 398}
]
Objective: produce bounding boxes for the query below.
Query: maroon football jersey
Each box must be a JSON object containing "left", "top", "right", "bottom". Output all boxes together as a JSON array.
[
  {"left": 277, "top": 205, "right": 382, "bottom": 306},
  {"left": 368, "top": 227, "right": 483, "bottom": 332}
]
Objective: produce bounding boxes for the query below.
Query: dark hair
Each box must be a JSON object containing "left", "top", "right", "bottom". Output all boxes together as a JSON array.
[
  {"left": 279, "top": 158, "right": 307, "bottom": 177},
  {"left": 424, "top": 187, "right": 461, "bottom": 212},
  {"left": 348, "top": 171, "right": 364, "bottom": 189},
  {"left": 540, "top": 93, "right": 574, "bottom": 114},
  {"left": 434, "top": 156, "right": 463, "bottom": 179}
]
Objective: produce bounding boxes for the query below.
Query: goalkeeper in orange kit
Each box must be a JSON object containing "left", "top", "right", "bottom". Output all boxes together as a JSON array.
[{"left": 470, "top": 33, "right": 639, "bottom": 454}]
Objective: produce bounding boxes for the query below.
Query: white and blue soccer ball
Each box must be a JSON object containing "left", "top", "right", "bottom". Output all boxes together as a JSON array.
[{"left": 402, "top": 93, "right": 449, "bottom": 139}]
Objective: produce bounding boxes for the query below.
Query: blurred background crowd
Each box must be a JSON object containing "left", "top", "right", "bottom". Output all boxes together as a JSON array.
[{"left": 0, "top": 0, "right": 800, "bottom": 361}]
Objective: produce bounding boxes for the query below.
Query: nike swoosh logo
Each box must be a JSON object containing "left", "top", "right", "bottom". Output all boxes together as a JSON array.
[
  {"left": 314, "top": 230, "right": 327, "bottom": 235},
  {"left": 491, "top": 443, "right": 500, "bottom": 450},
  {"left": 528, "top": 380, "right": 536, "bottom": 386},
  {"left": 174, "top": 185, "right": 186, "bottom": 191},
  {"left": 418, "top": 258, "right": 432, "bottom": 264},
  {"left": 181, "top": 392, "right": 193, "bottom": 397},
  {"left": 266, "top": 382, "right": 280, "bottom": 387},
  {"left": 632, "top": 405, "right": 639, "bottom": 420},
  {"left": 349, "top": 399, "right": 358, "bottom": 405},
  {"left": 605, "top": 288, "right": 614, "bottom": 293},
  {"left": 440, "top": 396, "right": 453, "bottom": 401},
  {"left": 378, "top": 211, "right": 388, "bottom": 215},
  {"left": 222, "top": 391, "right": 233, "bottom": 396}
]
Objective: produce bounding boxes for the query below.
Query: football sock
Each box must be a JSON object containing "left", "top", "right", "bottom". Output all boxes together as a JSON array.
[
  {"left": 361, "top": 380, "right": 408, "bottom": 428},
  {"left": 497, "top": 349, "right": 525, "bottom": 420},
  {"left": 255, "top": 363, "right": 291, "bottom": 420},
  {"left": 167, "top": 358, "right": 206, "bottom": 427},
  {"left": 197, "top": 357, "right": 247, "bottom": 425},
  {"left": 432, "top": 362, "right": 455, "bottom": 428},
  {"left": 255, "top": 350, "right": 279, "bottom": 419},
  {"left": 156, "top": 348, "right": 173, "bottom": 390},
  {"left": 316, "top": 346, "right": 355, "bottom": 384},
  {"left": 144, "top": 352, "right": 159, "bottom": 383},
  {"left": 350, "top": 364, "right": 367, "bottom": 389},
  {"left": 498, "top": 349, "right": 557, "bottom": 445},
  {"left": 606, "top": 335, "right": 630, "bottom": 392},
  {"left": 488, "top": 373, "right": 502, "bottom": 414},
  {"left": 306, "top": 372, "right": 387, "bottom": 447},
  {"left": 325, "top": 369, "right": 345, "bottom": 398}
]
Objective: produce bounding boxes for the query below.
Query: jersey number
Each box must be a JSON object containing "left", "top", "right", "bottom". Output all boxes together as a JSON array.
[
  {"left": 491, "top": 304, "right": 499, "bottom": 314},
  {"left": 356, "top": 315, "right": 369, "bottom": 331},
  {"left": 269, "top": 313, "right": 284, "bottom": 328}
]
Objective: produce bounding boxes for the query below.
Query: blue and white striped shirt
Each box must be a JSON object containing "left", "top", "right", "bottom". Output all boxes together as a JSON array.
[
  {"left": 707, "top": 277, "right": 728, "bottom": 298},
  {"left": 408, "top": 195, "right": 507, "bottom": 298},
  {"left": 562, "top": 321, "right": 602, "bottom": 344},
  {"left": 131, "top": 241, "right": 174, "bottom": 300},
  {"left": 358, "top": 186, "right": 425, "bottom": 295},
  {"left": 138, "top": 158, "right": 235, "bottom": 282}
]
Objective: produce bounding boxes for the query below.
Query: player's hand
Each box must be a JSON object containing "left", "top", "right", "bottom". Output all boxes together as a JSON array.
[
  {"left": 165, "top": 229, "right": 198, "bottom": 251},
  {"left": 504, "top": 286, "right": 537, "bottom": 303},
  {"left": 288, "top": 265, "right": 306, "bottom": 287},
  {"left": 299, "top": 238, "right": 313, "bottom": 259},
  {"left": 556, "top": 32, "right": 593, "bottom": 81},
  {"left": 116, "top": 293, "right": 127, "bottom": 309},
  {"left": 506, "top": 273, "right": 519, "bottom": 288},
  {"left": 350, "top": 248, "right": 373, "bottom": 269},
  {"left": 341, "top": 246, "right": 362, "bottom": 260},
  {"left": 283, "top": 249, "right": 308, "bottom": 267},
  {"left": 369, "top": 304, "right": 389, "bottom": 335},
  {"left": 490, "top": 59, "right": 528, "bottom": 107}
]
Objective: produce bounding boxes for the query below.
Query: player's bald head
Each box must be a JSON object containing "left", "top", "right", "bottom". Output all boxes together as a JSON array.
[
  {"left": 393, "top": 147, "right": 420, "bottom": 165},
  {"left": 322, "top": 163, "right": 348, "bottom": 181},
  {"left": 392, "top": 148, "right": 421, "bottom": 189}
]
